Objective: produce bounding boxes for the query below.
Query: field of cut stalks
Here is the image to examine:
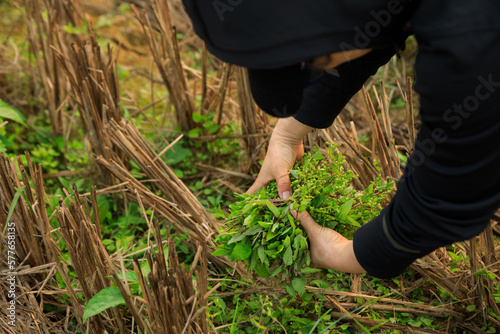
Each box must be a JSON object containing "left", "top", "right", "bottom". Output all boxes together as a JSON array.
[{"left": 0, "top": 0, "right": 499, "bottom": 333}]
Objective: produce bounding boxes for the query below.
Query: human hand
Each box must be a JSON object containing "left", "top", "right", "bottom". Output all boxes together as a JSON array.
[
  {"left": 247, "top": 117, "right": 312, "bottom": 199},
  {"left": 291, "top": 208, "right": 366, "bottom": 274}
]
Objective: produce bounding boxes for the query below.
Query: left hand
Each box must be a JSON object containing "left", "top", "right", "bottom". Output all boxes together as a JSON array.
[{"left": 292, "top": 208, "right": 366, "bottom": 274}]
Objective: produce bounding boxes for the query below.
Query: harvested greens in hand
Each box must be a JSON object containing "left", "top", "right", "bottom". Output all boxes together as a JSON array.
[{"left": 213, "top": 146, "right": 395, "bottom": 278}]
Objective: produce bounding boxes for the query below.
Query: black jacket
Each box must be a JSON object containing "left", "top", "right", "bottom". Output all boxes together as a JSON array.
[{"left": 183, "top": 0, "right": 500, "bottom": 278}]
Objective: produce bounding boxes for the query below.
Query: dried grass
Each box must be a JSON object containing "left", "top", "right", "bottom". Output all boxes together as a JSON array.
[{"left": 0, "top": 0, "right": 498, "bottom": 333}]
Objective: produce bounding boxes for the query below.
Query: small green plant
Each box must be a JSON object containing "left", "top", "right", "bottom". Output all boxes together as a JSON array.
[{"left": 213, "top": 145, "right": 394, "bottom": 280}]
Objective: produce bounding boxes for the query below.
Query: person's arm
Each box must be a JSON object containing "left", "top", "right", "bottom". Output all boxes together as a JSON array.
[{"left": 293, "top": 208, "right": 365, "bottom": 273}]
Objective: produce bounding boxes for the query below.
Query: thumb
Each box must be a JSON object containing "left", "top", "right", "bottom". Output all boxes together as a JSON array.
[
  {"left": 292, "top": 208, "right": 323, "bottom": 237},
  {"left": 246, "top": 176, "right": 268, "bottom": 195},
  {"left": 276, "top": 174, "right": 292, "bottom": 200}
]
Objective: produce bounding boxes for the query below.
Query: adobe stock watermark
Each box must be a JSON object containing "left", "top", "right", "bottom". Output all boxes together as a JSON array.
[
  {"left": 212, "top": 0, "right": 243, "bottom": 22},
  {"left": 400, "top": 73, "right": 500, "bottom": 181},
  {"left": 339, "top": 0, "right": 407, "bottom": 59},
  {"left": 5, "top": 220, "right": 17, "bottom": 327}
]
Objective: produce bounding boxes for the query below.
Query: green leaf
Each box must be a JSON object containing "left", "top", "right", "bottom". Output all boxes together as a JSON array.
[
  {"left": 258, "top": 221, "right": 272, "bottom": 229},
  {"left": 227, "top": 232, "right": 245, "bottom": 244},
  {"left": 312, "top": 153, "right": 325, "bottom": 160},
  {"left": 3, "top": 186, "right": 25, "bottom": 234},
  {"left": 231, "top": 240, "right": 252, "bottom": 261},
  {"left": 283, "top": 246, "right": 293, "bottom": 266},
  {"left": 242, "top": 225, "right": 263, "bottom": 237},
  {"left": 192, "top": 111, "right": 203, "bottom": 123},
  {"left": 212, "top": 246, "right": 231, "bottom": 256},
  {"left": 207, "top": 123, "right": 219, "bottom": 134},
  {"left": 257, "top": 246, "right": 268, "bottom": 265},
  {"left": 254, "top": 262, "right": 271, "bottom": 278},
  {"left": 339, "top": 199, "right": 353, "bottom": 217},
  {"left": 300, "top": 267, "right": 322, "bottom": 274},
  {"left": 310, "top": 193, "right": 325, "bottom": 208},
  {"left": 466, "top": 305, "right": 477, "bottom": 312},
  {"left": 265, "top": 200, "right": 280, "bottom": 217},
  {"left": 187, "top": 128, "right": 201, "bottom": 138},
  {"left": 164, "top": 142, "right": 190, "bottom": 165},
  {"left": 289, "top": 169, "right": 299, "bottom": 180},
  {"left": 0, "top": 99, "right": 26, "bottom": 126},
  {"left": 283, "top": 235, "right": 291, "bottom": 248},
  {"left": 285, "top": 285, "right": 295, "bottom": 297},
  {"left": 83, "top": 287, "right": 126, "bottom": 323},
  {"left": 271, "top": 265, "right": 283, "bottom": 277},
  {"left": 116, "top": 271, "right": 138, "bottom": 282},
  {"left": 292, "top": 276, "right": 306, "bottom": 294},
  {"left": 249, "top": 249, "right": 258, "bottom": 271}
]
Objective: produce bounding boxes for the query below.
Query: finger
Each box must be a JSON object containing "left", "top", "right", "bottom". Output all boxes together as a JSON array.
[
  {"left": 295, "top": 142, "right": 305, "bottom": 161},
  {"left": 293, "top": 208, "right": 323, "bottom": 237},
  {"left": 276, "top": 174, "right": 292, "bottom": 200},
  {"left": 246, "top": 176, "right": 269, "bottom": 194}
]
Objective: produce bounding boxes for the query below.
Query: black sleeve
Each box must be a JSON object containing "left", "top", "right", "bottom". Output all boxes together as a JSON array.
[
  {"left": 293, "top": 47, "right": 396, "bottom": 129},
  {"left": 353, "top": 9, "right": 500, "bottom": 279}
]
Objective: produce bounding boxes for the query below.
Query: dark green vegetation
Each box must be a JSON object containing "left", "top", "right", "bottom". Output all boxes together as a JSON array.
[{"left": 1, "top": 1, "right": 499, "bottom": 333}]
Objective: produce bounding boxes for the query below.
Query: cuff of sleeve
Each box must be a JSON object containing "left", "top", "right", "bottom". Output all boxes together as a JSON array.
[
  {"left": 353, "top": 209, "right": 425, "bottom": 279},
  {"left": 294, "top": 47, "right": 397, "bottom": 129}
]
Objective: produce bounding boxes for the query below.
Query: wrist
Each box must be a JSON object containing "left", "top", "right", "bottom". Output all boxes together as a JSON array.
[
  {"left": 325, "top": 240, "right": 366, "bottom": 274},
  {"left": 273, "top": 117, "right": 313, "bottom": 146}
]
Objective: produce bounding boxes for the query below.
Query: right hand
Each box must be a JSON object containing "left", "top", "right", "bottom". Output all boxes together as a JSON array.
[{"left": 247, "top": 117, "right": 312, "bottom": 199}]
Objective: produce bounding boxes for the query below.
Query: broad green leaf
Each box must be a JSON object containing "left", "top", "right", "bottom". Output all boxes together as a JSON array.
[
  {"left": 300, "top": 267, "right": 322, "bottom": 274},
  {"left": 207, "top": 123, "right": 219, "bottom": 134},
  {"left": 283, "top": 235, "right": 291, "bottom": 248},
  {"left": 267, "top": 240, "right": 281, "bottom": 249},
  {"left": 244, "top": 214, "right": 256, "bottom": 226},
  {"left": 216, "top": 205, "right": 226, "bottom": 219},
  {"left": 116, "top": 271, "right": 138, "bottom": 282},
  {"left": 192, "top": 111, "right": 203, "bottom": 123},
  {"left": 212, "top": 246, "right": 231, "bottom": 256},
  {"left": 292, "top": 276, "right": 306, "bottom": 294},
  {"left": 266, "top": 229, "right": 278, "bottom": 241},
  {"left": 242, "top": 225, "right": 263, "bottom": 237},
  {"left": 249, "top": 249, "right": 258, "bottom": 271},
  {"left": 339, "top": 199, "right": 354, "bottom": 217},
  {"left": 164, "top": 143, "right": 190, "bottom": 165},
  {"left": 227, "top": 232, "right": 245, "bottom": 244},
  {"left": 254, "top": 262, "right": 271, "bottom": 278},
  {"left": 310, "top": 193, "right": 325, "bottom": 208},
  {"left": 312, "top": 153, "right": 325, "bottom": 160},
  {"left": 289, "top": 169, "right": 299, "bottom": 180},
  {"left": 271, "top": 265, "right": 283, "bottom": 277},
  {"left": 310, "top": 279, "right": 329, "bottom": 289},
  {"left": 258, "top": 221, "right": 272, "bottom": 229},
  {"left": 83, "top": 287, "right": 126, "bottom": 323},
  {"left": 231, "top": 240, "right": 252, "bottom": 261},
  {"left": 0, "top": 99, "right": 26, "bottom": 126},
  {"left": 300, "top": 236, "right": 308, "bottom": 250},
  {"left": 187, "top": 128, "right": 200, "bottom": 138},
  {"left": 265, "top": 200, "right": 280, "bottom": 217},
  {"left": 257, "top": 246, "right": 268, "bottom": 265},
  {"left": 283, "top": 246, "right": 293, "bottom": 266}
]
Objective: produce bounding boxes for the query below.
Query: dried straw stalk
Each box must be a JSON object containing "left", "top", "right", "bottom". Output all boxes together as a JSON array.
[
  {"left": 133, "top": 0, "right": 196, "bottom": 132},
  {"left": 0, "top": 152, "right": 86, "bottom": 333},
  {"left": 22, "top": 0, "right": 86, "bottom": 135}
]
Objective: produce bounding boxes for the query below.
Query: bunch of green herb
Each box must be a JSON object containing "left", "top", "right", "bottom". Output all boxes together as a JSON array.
[{"left": 213, "top": 145, "right": 394, "bottom": 278}]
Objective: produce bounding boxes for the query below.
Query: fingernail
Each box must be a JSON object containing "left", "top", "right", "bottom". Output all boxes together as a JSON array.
[
  {"left": 289, "top": 204, "right": 298, "bottom": 216},
  {"left": 282, "top": 191, "right": 291, "bottom": 200}
]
